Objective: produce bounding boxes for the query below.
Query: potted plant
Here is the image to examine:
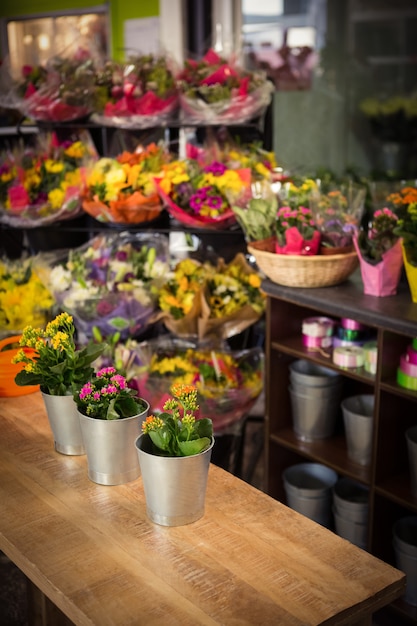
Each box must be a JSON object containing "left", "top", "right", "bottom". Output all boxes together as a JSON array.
[
  {"left": 353, "top": 207, "right": 403, "bottom": 297},
  {"left": 275, "top": 205, "right": 321, "bottom": 255},
  {"left": 74, "top": 366, "right": 149, "bottom": 485},
  {"left": 12, "top": 312, "right": 105, "bottom": 455},
  {"left": 390, "top": 185, "right": 417, "bottom": 301},
  {"left": 135, "top": 383, "right": 214, "bottom": 526}
]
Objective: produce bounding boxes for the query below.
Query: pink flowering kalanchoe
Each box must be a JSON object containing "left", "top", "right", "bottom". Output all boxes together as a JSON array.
[
  {"left": 75, "top": 366, "right": 147, "bottom": 420},
  {"left": 275, "top": 205, "right": 321, "bottom": 255}
]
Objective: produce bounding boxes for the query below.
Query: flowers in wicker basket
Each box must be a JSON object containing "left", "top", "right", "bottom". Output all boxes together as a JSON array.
[
  {"left": 156, "top": 254, "right": 265, "bottom": 340},
  {"left": 82, "top": 142, "right": 172, "bottom": 224},
  {"left": 178, "top": 48, "right": 273, "bottom": 124},
  {"left": 112, "top": 336, "right": 264, "bottom": 431},
  {"left": 0, "top": 257, "right": 54, "bottom": 333},
  {"left": 0, "top": 131, "right": 97, "bottom": 228},
  {"left": 156, "top": 158, "right": 251, "bottom": 228},
  {"left": 92, "top": 54, "right": 179, "bottom": 127},
  {"left": 48, "top": 232, "right": 170, "bottom": 341}
]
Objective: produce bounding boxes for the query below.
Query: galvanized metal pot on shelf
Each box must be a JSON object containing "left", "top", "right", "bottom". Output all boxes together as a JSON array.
[
  {"left": 41, "top": 391, "right": 85, "bottom": 456},
  {"left": 135, "top": 433, "right": 214, "bottom": 527},
  {"left": 78, "top": 400, "right": 149, "bottom": 486}
]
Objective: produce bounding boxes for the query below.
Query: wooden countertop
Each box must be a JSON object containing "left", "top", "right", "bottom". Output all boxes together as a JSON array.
[{"left": 0, "top": 392, "right": 406, "bottom": 625}]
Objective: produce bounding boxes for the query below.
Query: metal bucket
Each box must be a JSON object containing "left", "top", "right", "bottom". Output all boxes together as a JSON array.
[
  {"left": 393, "top": 516, "right": 417, "bottom": 606},
  {"left": 283, "top": 463, "right": 338, "bottom": 527},
  {"left": 79, "top": 401, "right": 149, "bottom": 485},
  {"left": 341, "top": 394, "right": 374, "bottom": 466},
  {"left": 42, "top": 391, "right": 85, "bottom": 455},
  {"left": 136, "top": 433, "right": 214, "bottom": 526},
  {"left": 289, "top": 359, "right": 342, "bottom": 387},
  {"left": 333, "top": 477, "right": 369, "bottom": 524},
  {"left": 333, "top": 506, "right": 368, "bottom": 549},
  {"left": 289, "top": 385, "right": 342, "bottom": 441}
]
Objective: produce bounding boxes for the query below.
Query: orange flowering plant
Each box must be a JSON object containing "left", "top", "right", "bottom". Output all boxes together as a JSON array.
[
  {"left": 142, "top": 383, "right": 213, "bottom": 457},
  {"left": 390, "top": 186, "right": 417, "bottom": 264}
]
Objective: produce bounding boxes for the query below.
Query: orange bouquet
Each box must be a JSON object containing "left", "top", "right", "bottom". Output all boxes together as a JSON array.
[{"left": 82, "top": 142, "right": 172, "bottom": 224}]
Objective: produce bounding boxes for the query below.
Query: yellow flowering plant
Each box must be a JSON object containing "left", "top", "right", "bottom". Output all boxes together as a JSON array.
[
  {"left": 0, "top": 258, "right": 54, "bottom": 333},
  {"left": 0, "top": 131, "right": 97, "bottom": 227},
  {"left": 142, "top": 383, "right": 213, "bottom": 457},
  {"left": 155, "top": 158, "right": 251, "bottom": 228},
  {"left": 12, "top": 312, "right": 105, "bottom": 395}
]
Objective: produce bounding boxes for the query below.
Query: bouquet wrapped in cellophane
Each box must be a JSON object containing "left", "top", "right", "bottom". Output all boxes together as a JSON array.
[
  {"left": 178, "top": 48, "right": 273, "bottom": 125},
  {"left": 112, "top": 335, "right": 264, "bottom": 431},
  {"left": 155, "top": 157, "right": 251, "bottom": 229},
  {"left": 91, "top": 54, "right": 179, "bottom": 128},
  {"left": 81, "top": 142, "right": 173, "bottom": 224},
  {"left": 47, "top": 232, "right": 170, "bottom": 342},
  {"left": 154, "top": 253, "right": 266, "bottom": 341},
  {"left": 0, "top": 130, "right": 98, "bottom": 228}
]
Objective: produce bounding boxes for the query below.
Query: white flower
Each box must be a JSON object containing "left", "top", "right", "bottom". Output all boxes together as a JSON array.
[{"left": 49, "top": 265, "right": 72, "bottom": 292}]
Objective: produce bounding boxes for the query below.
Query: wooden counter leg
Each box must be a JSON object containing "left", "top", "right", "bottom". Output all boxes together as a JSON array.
[{"left": 27, "top": 579, "right": 74, "bottom": 626}]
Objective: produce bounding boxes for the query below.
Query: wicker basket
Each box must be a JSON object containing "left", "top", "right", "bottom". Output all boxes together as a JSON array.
[{"left": 247, "top": 246, "right": 359, "bottom": 288}]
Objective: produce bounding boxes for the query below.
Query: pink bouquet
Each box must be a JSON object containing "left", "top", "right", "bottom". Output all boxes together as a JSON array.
[{"left": 178, "top": 48, "right": 273, "bottom": 125}]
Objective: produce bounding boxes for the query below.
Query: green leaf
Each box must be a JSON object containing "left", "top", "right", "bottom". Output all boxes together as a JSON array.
[
  {"left": 194, "top": 418, "right": 213, "bottom": 438},
  {"left": 178, "top": 437, "right": 211, "bottom": 456}
]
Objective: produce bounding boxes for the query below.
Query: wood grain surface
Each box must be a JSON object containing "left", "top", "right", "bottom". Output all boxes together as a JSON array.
[{"left": 0, "top": 392, "right": 405, "bottom": 625}]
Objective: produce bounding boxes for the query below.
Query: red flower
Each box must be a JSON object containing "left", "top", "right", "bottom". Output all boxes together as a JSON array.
[{"left": 8, "top": 185, "right": 30, "bottom": 212}]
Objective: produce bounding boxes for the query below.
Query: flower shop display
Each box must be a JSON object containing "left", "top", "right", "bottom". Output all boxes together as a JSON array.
[
  {"left": 13, "top": 312, "right": 105, "bottom": 454},
  {"left": 81, "top": 142, "right": 172, "bottom": 224},
  {"left": 135, "top": 383, "right": 214, "bottom": 526},
  {"left": 354, "top": 207, "right": 403, "bottom": 297},
  {"left": 75, "top": 366, "right": 149, "bottom": 485},
  {"left": 155, "top": 254, "right": 265, "bottom": 340},
  {"left": 48, "top": 232, "right": 170, "bottom": 341},
  {"left": 0, "top": 130, "right": 98, "bottom": 228},
  {"left": 0, "top": 257, "right": 54, "bottom": 335},
  {"left": 390, "top": 185, "right": 417, "bottom": 301},
  {"left": 112, "top": 335, "right": 264, "bottom": 431},
  {"left": 309, "top": 184, "right": 366, "bottom": 254},
  {"left": 155, "top": 158, "right": 251, "bottom": 229},
  {"left": 177, "top": 48, "right": 273, "bottom": 125},
  {"left": 91, "top": 54, "right": 179, "bottom": 128}
]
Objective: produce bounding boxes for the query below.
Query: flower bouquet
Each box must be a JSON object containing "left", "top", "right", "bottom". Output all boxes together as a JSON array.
[
  {"left": 0, "top": 257, "right": 54, "bottom": 335},
  {"left": 390, "top": 185, "right": 417, "bottom": 301},
  {"left": 230, "top": 179, "right": 278, "bottom": 251},
  {"left": 15, "top": 51, "right": 99, "bottom": 122},
  {"left": 91, "top": 54, "right": 179, "bottom": 128},
  {"left": 359, "top": 95, "right": 417, "bottom": 143},
  {"left": 309, "top": 184, "right": 366, "bottom": 254},
  {"left": 48, "top": 232, "right": 170, "bottom": 341},
  {"left": 354, "top": 207, "right": 403, "bottom": 296},
  {"left": 81, "top": 142, "right": 172, "bottom": 224},
  {"left": 0, "top": 131, "right": 98, "bottom": 228},
  {"left": 155, "top": 158, "right": 251, "bottom": 229},
  {"left": 178, "top": 48, "right": 273, "bottom": 125},
  {"left": 155, "top": 253, "right": 265, "bottom": 340},
  {"left": 113, "top": 336, "right": 264, "bottom": 431}
]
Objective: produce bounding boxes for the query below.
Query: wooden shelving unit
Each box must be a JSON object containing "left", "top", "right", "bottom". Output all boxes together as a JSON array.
[{"left": 262, "top": 269, "right": 417, "bottom": 624}]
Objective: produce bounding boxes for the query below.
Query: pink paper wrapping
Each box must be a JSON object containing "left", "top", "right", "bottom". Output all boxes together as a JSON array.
[
  {"left": 354, "top": 237, "right": 403, "bottom": 297},
  {"left": 275, "top": 227, "right": 321, "bottom": 255}
]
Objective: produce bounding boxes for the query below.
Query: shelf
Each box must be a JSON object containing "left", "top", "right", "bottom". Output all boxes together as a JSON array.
[{"left": 263, "top": 275, "right": 417, "bottom": 623}]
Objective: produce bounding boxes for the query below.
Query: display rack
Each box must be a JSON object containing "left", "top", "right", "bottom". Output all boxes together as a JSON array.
[{"left": 262, "top": 269, "right": 417, "bottom": 624}]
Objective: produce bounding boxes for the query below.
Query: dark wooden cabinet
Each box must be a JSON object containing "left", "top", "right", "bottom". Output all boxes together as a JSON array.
[{"left": 262, "top": 269, "right": 417, "bottom": 623}]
